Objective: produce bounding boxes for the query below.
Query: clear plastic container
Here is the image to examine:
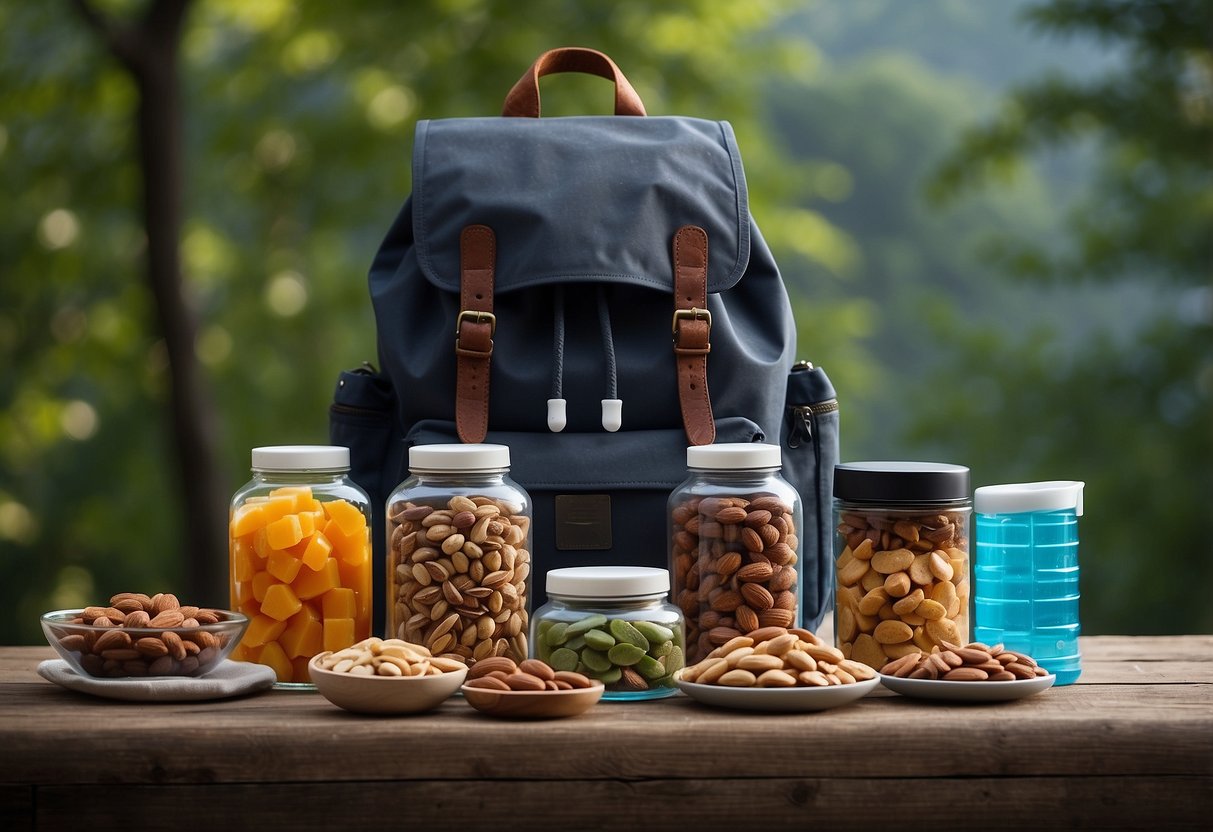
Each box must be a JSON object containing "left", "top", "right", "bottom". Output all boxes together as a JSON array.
[
  {"left": 532, "top": 566, "right": 683, "bottom": 700},
  {"left": 668, "top": 443, "right": 803, "bottom": 665},
  {"left": 386, "top": 443, "right": 532, "bottom": 664},
  {"left": 833, "top": 461, "right": 971, "bottom": 671},
  {"left": 974, "top": 481, "right": 1084, "bottom": 685},
  {"left": 229, "top": 445, "right": 372, "bottom": 687}
]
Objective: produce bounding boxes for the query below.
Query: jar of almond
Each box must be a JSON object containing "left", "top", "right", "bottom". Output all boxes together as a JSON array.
[
  {"left": 832, "top": 461, "right": 971, "bottom": 670},
  {"left": 668, "top": 443, "right": 803, "bottom": 664},
  {"left": 386, "top": 444, "right": 532, "bottom": 665}
]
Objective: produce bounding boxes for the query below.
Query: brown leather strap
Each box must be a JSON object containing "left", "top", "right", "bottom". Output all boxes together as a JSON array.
[
  {"left": 672, "top": 226, "right": 715, "bottom": 446},
  {"left": 455, "top": 225, "right": 496, "bottom": 444},
  {"left": 502, "top": 47, "right": 647, "bottom": 118}
]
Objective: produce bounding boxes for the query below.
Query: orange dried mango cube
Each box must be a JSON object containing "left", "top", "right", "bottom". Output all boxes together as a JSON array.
[
  {"left": 238, "top": 596, "right": 260, "bottom": 619},
  {"left": 322, "top": 587, "right": 356, "bottom": 620},
  {"left": 266, "top": 514, "right": 303, "bottom": 550},
  {"left": 262, "top": 583, "right": 303, "bottom": 621},
  {"left": 324, "top": 499, "right": 366, "bottom": 536},
  {"left": 300, "top": 532, "right": 333, "bottom": 571},
  {"left": 296, "top": 510, "right": 316, "bottom": 538},
  {"left": 261, "top": 495, "right": 297, "bottom": 523},
  {"left": 267, "top": 548, "right": 303, "bottom": 584},
  {"left": 293, "top": 556, "right": 340, "bottom": 600},
  {"left": 252, "top": 527, "right": 272, "bottom": 559},
  {"left": 231, "top": 537, "right": 258, "bottom": 582},
  {"left": 259, "top": 640, "right": 292, "bottom": 682},
  {"left": 230, "top": 504, "right": 267, "bottom": 537},
  {"left": 323, "top": 617, "right": 356, "bottom": 652},
  {"left": 231, "top": 642, "right": 261, "bottom": 663},
  {"left": 269, "top": 485, "right": 313, "bottom": 505},
  {"left": 251, "top": 570, "right": 278, "bottom": 603},
  {"left": 280, "top": 605, "right": 323, "bottom": 659},
  {"left": 244, "top": 613, "right": 287, "bottom": 647},
  {"left": 323, "top": 518, "right": 368, "bottom": 566}
]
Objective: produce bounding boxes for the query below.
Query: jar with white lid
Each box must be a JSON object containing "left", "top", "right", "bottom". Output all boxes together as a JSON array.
[
  {"left": 668, "top": 443, "right": 803, "bottom": 665},
  {"left": 229, "top": 445, "right": 372, "bottom": 686},
  {"left": 386, "top": 443, "right": 532, "bottom": 664},
  {"left": 532, "top": 566, "right": 684, "bottom": 700}
]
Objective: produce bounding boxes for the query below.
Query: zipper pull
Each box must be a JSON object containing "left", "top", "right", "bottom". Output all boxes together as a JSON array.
[{"left": 788, "top": 405, "right": 814, "bottom": 449}]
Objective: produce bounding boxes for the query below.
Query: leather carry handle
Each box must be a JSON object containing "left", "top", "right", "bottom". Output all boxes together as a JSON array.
[{"left": 502, "top": 47, "right": 647, "bottom": 118}]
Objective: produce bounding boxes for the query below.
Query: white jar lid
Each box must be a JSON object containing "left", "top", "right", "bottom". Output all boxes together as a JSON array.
[
  {"left": 687, "top": 442, "right": 781, "bottom": 470},
  {"left": 975, "top": 481, "right": 1084, "bottom": 516},
  {"left": 546, "top": 566, "right": 669, "bottom": 599},
  {"left": 409, "top": 443, "right": 510, "bottom": 472},
  {"left": 251, "top": 445, "right": 349, "bottom": 471}
]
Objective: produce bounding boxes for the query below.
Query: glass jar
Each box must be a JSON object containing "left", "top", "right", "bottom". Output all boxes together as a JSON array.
[
  {"left": 832, "top": 461, "right": 972, "bottom": 671},
  {"left": 532, "top": 566, "right": 683, "bottom": 700},
  {"left": 229, "top": 445, "right": 372, "bottom": 687},
  {"left": 386, "top": 443, "right": 531, "bottom": 664},
  {"left": 668, "top": 443, "right": 803, "bottom": 665}
]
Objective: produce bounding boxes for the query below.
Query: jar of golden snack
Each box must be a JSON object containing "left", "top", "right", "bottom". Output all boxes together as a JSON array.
[
  {"left": 229, "top": 445, "right": 372, "bottom": 686},
  {"left": 386, "top": 444, "right": 532, "bottom": 664},
  {"left": 833, "top": 461, "right": 971, "bottom": 671},
  {"left": 669, "top": 443, "right": 803, "bottom": 665}
]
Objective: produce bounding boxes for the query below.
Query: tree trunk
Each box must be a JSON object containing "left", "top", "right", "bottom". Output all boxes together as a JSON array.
[{"left": 73, "top": 0, "right": 226, "bottom": 606}]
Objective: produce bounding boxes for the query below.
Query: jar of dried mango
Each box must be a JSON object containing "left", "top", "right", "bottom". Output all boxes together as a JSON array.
[{"left": 229, "top": 445, "right": 372, "bottom": 686}]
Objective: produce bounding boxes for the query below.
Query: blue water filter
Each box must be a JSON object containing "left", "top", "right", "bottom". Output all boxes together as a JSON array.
[{"left": 973, "top": 481, "right": 1085, "bottom": 685}]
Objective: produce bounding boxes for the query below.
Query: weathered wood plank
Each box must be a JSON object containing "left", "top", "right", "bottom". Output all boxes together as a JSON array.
[
  {"left": 1081, "top": 635, "right": 1213, "bottom": 663},
  {"left": 32, "top": 776, "right": 1211, "bottom": 831}
]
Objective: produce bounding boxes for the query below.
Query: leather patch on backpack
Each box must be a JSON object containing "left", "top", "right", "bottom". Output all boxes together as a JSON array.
[{"left": 554, "top": 495, "right": 613, "bottom": 550}]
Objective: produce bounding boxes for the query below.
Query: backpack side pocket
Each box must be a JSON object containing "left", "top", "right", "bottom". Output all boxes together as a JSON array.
[
  {"left": 780, "top": 361, "right": 840, "bottom": 633},
  {"left": 329, "top": 365, "right": 404, "bottom": 636}
]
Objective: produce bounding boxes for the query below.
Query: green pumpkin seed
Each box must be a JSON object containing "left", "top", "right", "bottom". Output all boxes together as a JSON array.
[
  {"left": 662, "top": 645, "right": 685, "bottom": 673},
  {"left": 586, "top": 665, "right": 622, "bottom": 684},
  {"left": 543, "top": 622, "right": 570, "bottom": 647},
  {"left": 606, "top": 642, "right": 646, "bottom": 666},
  {"left": 633, "top": 621, "right": 675, "bottom": 644},
  {"left": 580, "top": 648, "right": 613, "bottom": 672},
  {"left": 583, "top": 628, "right": 616, "bottom": 651},
  {"left": 635, "top": 654, "right": 666, "bottom": 680},
  {"left": 652, "top": 640, "right": 674, "bottom": 659},
  {"left": 549, "top": 647, "right": 580, "bottom": 672},
  {"left": 564, "top": 634, "right": 586, "bottom": 651},
  {"left": 609, "top": 619, "right": 649, "bottom": 650},
  {"left": 565, "top": 613, "right": 609, "bottom": 637}
]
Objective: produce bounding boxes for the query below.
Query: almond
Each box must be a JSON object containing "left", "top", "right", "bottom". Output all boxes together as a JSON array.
[
  {"left": 740, "top": 583, "right": 774, "bottom": 611},
  {"left": 151, "top": 593, "right": 180, "bottom": 613},
  {"left": 149, "top": 610, "right": 185, "bottom": 628},
  {"left": 758, "top": 608, "right": 794, "bottom": 628},
  {"left": 736, "top": 562, "right": 774, "bottom": 583},
  {"left": 93, "top": 629, "right": 131, "bottom": 653},
  {"left": 124, "top": 610, "right": 151, "bottom": 628},
  {"left": 135, "top": 637, "right": 169, "bottom": 657}
]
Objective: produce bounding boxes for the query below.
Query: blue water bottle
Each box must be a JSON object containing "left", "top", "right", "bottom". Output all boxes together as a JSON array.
[{"left": 973, "top": 481, "right": 1085, "bottom": 685}]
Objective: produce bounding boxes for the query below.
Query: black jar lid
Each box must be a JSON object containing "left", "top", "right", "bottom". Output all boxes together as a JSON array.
[{"left": 834, "top": 461, "right": 970, "bottom": 504}]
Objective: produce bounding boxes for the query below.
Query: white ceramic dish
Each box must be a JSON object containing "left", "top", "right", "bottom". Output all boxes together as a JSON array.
[
  {"left": 878, "top": 672, "right": 1056, "bottom": 702},
  {"left": 309, "top": 657, "right": 468, "bottom": 714},
  {"left": 674, "top": 673, "right": 879, "bottom": 712}
]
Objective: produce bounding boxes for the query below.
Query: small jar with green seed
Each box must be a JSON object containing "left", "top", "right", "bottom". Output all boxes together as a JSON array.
[{"left": 531, "top": 566, "right": 684, "bottom": 701}]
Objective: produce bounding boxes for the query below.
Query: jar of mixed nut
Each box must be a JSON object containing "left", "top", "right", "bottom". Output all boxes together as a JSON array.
[
  {"left": 833, "top": 461, "right": 971, "bottom": 670},
  {"left": 386, "top": 444, "right": 531, "bottom": 665},
  {"left": 229, "top": 445, "right": 372, "bottom": 686},
  {"left": 669, "top": 443, "right": 803, "bottom": 664},
  {"left": 533, "top": 566, "right": 683, "bottom": 700}
]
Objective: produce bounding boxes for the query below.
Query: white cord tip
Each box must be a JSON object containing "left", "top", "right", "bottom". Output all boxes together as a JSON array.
[
  {"left": 601, "top": 399, "right": 622, "bottom": 432},
  {"left": 547, "top": 398, "right": 567, "bottom": 432}
]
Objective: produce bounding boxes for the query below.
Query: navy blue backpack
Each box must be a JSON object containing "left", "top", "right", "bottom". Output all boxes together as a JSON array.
[{"left": 330, "top": 48, "right": 839, "bottom": 635}]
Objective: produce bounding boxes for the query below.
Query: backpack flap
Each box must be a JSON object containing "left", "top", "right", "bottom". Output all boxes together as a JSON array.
[{"left": 410, "top": 115, "right": 750, "bottom": 295}]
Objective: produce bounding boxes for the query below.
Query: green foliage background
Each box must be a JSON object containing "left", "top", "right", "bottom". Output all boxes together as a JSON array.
[{"left": 2, "top": 0, "right": 1209, "bottom": 642}]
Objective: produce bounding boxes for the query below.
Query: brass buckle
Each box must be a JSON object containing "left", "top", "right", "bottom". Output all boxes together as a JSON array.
[
  {"left": 671, "top": 307, "right": 711, "bottom": 341},
  {"left": 456, "top": 310, "right": 496, "bottom": 338}
]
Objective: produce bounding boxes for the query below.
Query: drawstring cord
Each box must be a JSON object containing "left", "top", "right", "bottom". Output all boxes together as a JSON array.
[
  {"left": 546, "top": 284, "right": 622, "bottom": 432},
  {"left": 547, "top": 285, "right": 567, "bottom": 432},
  {"left": 597, "top": 284, "right": 622, "bottom": 432}
]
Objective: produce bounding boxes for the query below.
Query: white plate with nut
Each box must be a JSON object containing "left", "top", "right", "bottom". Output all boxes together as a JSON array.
[
  {"left": 879, "top": 673, "right": 1055, "bottom": 702},
  {"left": 675, "top": 673, "right": 879, "bottom": 712}
]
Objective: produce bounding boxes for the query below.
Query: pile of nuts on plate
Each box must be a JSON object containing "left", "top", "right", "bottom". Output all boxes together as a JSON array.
[
  {"left": 679, "top": 626, "right": 876, "bottom": 688},
  {"left": 882, "top": 641, "right": 1050, "bottom": 681}
]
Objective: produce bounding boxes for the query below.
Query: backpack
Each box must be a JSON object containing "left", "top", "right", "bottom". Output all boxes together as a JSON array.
[{"left": 330, "top": 47, "right": 840, "bottom": 637}]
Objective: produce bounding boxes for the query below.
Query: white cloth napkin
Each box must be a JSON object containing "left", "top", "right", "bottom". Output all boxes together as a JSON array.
[{"left": 37, "top": 658, "right": 277, "bottom": 702}]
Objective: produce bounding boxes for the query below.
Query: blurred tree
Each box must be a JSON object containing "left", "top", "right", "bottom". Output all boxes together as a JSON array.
[{"left": 924, "top": 0, "right": 1213, "bottom": 632}]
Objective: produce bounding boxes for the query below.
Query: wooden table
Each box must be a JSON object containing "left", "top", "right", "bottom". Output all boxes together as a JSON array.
[{"left": 2, "top": 636, "right": 1209, "bottom": 830}]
